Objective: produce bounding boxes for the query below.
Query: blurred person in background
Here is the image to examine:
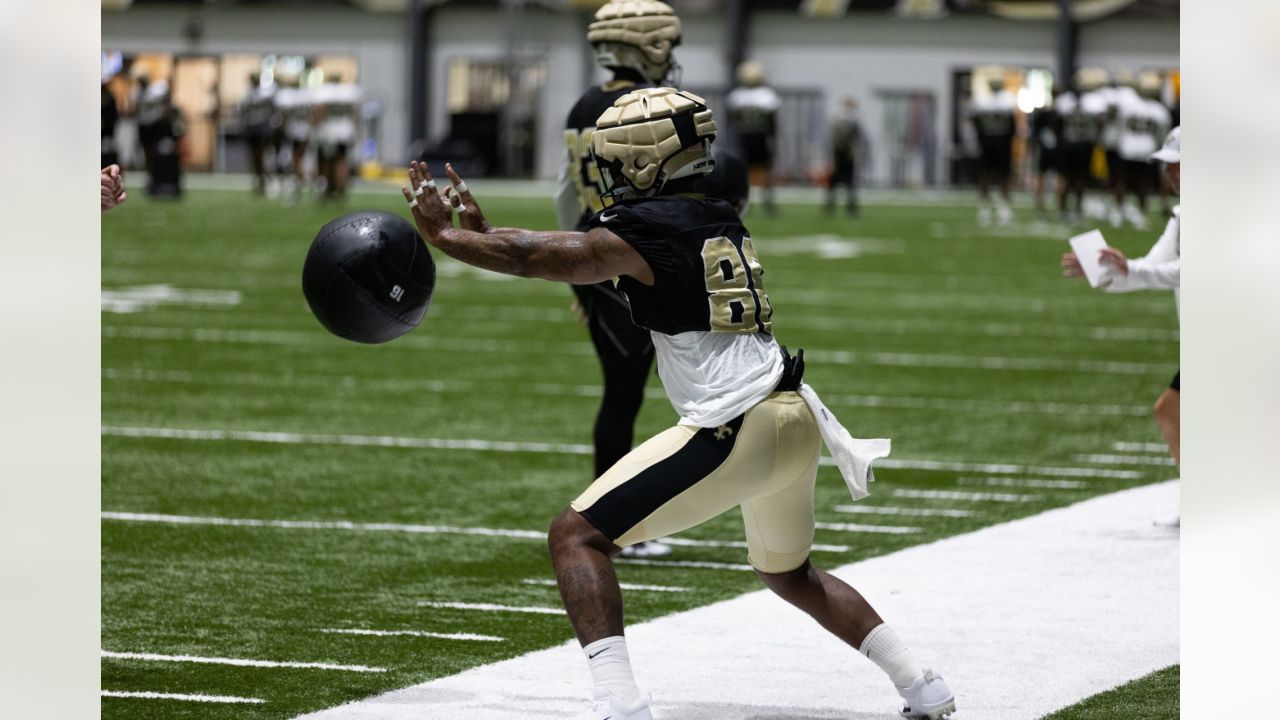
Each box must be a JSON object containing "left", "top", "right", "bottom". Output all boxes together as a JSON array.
[
  {"left": 101, "top": 164, "right": 126, "bottom": 213},
  {"left": 137, "top": 79, "right": 185, "bottom": 199},
  {"left": 239, "top": 72, "right": 280, "bottom": 196},
  {"left": 1054, "top": 69, "right": 1107, "bottom": 224},
  {"left": 133, "top": 73, "right": 169, "bottom": 188},
  {"left": 313, "top": 75, "right": 361, "bottom": 201},
  {"left": 102, "top": 81, "right": 119, "bottom": 169},
  {"left": 1062, "top": 127, "right": 1180, "bottom": 521},
  {"left": 274, "top": 78, "right": 313, "bottom": 204},
  {"left": 726, "top": 60, "right": 781, "bottom": 215},
  {"left": 1099, "top": 69, "right": 1137, "bottom": 227},
  {"left": 1029, "top": 89, "right": 1062, "bottom": 222},
  {"left": 552, "top": 0, "right": 684, "bottom": 559},
  {"left": 827, "top": 97, "right": 866, "bottom": 217},
  {"left": 966, "top": 76, "right": 1017, "bottom": 226},
  {"left": 1113, "top": 71, "right": 1171, "bottom": 230}
]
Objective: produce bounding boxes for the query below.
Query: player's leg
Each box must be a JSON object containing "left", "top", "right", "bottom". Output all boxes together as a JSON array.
[
  {"left": 575, "top": 284, "right": 653, "bottom": 478},
  {"left": 744, "top": 395, "right": 955, "bottom": 717},
  {"left": 574, "top": 283, "right": 666, "bottom": 558},
  {"left": 333, "top": 144, "right": 350, "bottom": 199},
  {"left": 551, "top": 414, "right": 760, "bottom": 716},
  {"left": 1154, "top": 375, "right": 1179, "bottom": 466}
]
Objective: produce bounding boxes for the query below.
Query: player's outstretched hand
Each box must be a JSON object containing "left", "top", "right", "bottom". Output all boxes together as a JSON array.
[
  {"left": 403, "top": 161, "right": 453, "bottom": 243},
  {"left": 1097, "top": 247, "right": 1130, "bottom": 276},
  {"left": 1060, "top": 251, "right": 1084, "bottom": 278},
  {"left": 442, "top": 163, "right": 491, "bottom": 233},
  {"left": 101, "top": 164, "right": 127, "bottom": 212}
]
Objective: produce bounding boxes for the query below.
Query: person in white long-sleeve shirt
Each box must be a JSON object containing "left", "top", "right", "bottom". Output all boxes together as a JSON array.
[{"left": 1062, "top": 126, "right": 1180, "bottom": 477}]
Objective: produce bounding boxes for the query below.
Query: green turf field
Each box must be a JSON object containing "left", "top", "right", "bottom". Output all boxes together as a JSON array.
[{"left": 101, "top": 184, "right": 1179, "bottom": 719}]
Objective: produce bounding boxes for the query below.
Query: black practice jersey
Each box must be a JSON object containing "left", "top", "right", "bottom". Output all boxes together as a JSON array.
[
  {"left": 564, "top": 79, "right": 653, "bottom": 230},
  {"left": 588, "top": 196, "right": 775, "bottom": 337}
]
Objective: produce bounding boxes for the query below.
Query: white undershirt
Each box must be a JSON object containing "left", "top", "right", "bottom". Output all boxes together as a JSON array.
[{"left": 651, "top": 331, "right": 783, "bottom": 428}]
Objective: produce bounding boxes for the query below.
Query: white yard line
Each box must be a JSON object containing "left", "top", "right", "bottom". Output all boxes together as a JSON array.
[
  {"left": 103, "top": 325, "right": 1170, "bottom": 375},
  {"left": 1112, "top": 441, "right": 1170, "bottom": 453},
  {"left": 99, "top": 511, "right": 848, "bottom": 553},
  {"left": 812, "top": 521, "right": 921, "bottom": 535},
  {"left": 100, "top": 425, "right": 1147, "bottom": 481},
  {"left": 890, "top": 488, "right": 1042, "bottom": 502},
  {"left": 615, "top": 558, "right": 755, "bottom": 572},
  {"left": 522, "top": 578, "right": 689, "bottom": 593},
  {"left": 102, "top": 690, "right": 266, "bottom": 704},
  {"left": 418, "top": 601, "right": 565, "bottom": 616},
  {"left": 1074, "top": 453, "right": 1177, "bottom": 467},
  {"left": 321, "top": 628, "right": 505, "bottom": 642},
  {"left": 957, "top": 477, "right": 1089, "bottom": 490},
  {"left": 101, "top": 650, "right": 385, "bottom": 672},
  {"left": 831, "top": 505, "right": 977, "bottom": 518},
  {"left": 102, "top": 367, "right": 1151, "bottom": 419},
  {"left": 293, "top": 482, "right": 1179, "bottom": 720}
]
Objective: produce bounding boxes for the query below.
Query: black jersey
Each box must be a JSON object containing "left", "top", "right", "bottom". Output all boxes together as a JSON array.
[
  {"left": 589, "top": 196, "right": 774, "bottom": 337},
  {"left": 564, "top": 79, "right": 653, "bottom": 230}
]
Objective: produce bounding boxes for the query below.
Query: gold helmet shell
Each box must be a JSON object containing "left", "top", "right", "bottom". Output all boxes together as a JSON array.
[
  {"left": 736, "top": 60, "right": 766, "bottom": 87},
  {"left": 591, "top": 87, "right": 717, "bottom": 199},
  {"left": 587, "top": 0, "right": 682, "bottom": 83}
]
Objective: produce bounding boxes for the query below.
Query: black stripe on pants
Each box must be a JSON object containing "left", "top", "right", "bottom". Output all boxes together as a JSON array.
[{"left": 579, "top": 414, "right": 745, "bottom": 542}]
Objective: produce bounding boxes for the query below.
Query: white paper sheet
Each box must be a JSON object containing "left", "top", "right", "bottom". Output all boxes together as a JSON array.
[{"left": 1068, "top": 229, "right": 1109, "bottom": 288}]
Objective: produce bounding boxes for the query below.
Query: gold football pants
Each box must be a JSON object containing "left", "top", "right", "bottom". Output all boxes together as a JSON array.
[{"left": 571, "top": 392, "right": 821, "bottom": 573}]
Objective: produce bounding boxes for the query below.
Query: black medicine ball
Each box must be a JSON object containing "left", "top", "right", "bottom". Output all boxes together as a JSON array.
[{"left": 302, "top": 210, "right": 435, "bottom": 344}]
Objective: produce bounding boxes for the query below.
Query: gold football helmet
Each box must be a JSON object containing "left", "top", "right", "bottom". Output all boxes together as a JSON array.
[
  {"left": 587, "top": 0, "right": 682, "bottom": 84},
  {"left": 591, "top": 87, "right": 717, "bottom": 202}
]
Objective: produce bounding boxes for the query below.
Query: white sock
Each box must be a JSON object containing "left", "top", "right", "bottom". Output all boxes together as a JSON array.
[
  {"left": 859, "top": 624, "right": 923, "bottom": 689},
  {"left": 583, "top": 636, "right": 641, "bottom": 702}
]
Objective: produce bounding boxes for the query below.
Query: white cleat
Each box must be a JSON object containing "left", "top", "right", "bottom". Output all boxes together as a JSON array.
[
  {"left": 570, "top": 692, "right": 653, "bottom": 720},
  {"left": 976, "top": 206, "right": 993, "bottom": 227},
  {"left": 898, "top": 669, "right": 956, "bottom": 719},
  {"left": 619, "top": 540, "right": 673, "bottom": 558}
]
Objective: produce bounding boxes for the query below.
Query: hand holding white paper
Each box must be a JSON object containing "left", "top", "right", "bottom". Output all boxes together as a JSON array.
[{"left": 1068, "top": 229, "right": 1110, "bottom": 288}]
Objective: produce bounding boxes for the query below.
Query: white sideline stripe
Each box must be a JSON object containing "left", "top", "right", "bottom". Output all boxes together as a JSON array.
[
  {"left": 99, "top": 511, "right": 849, "bottom": 554},
  {"left": 872, "top": 456, "right": 1143, "bottom": 480},
  {"left": 521, "top": 578, "right": 689, "bottom": 593},
  {"left": 1075, "top": 453, "right": 1177, "bottom": 467},
  {"left": 102, "top": 650, "right": 385, "bottom": 672},
  {"left": 293, "top": 482, "right": 1179, "bottom": 720},
  {"left": 103, "top": 325, "right": 1169, "bottom": 375},
  {"left": 616, "top": 558, "right": 755, "bottom": 572},
  {"left": 891, "top": 488, "right": 1042, "bottom": 503},
  {"left": 101, "top": 425, "right": 594, "bottom": 456},
  {"left": 957, "top": 477, "right": 1089, "bottom": 490},
  {"left": 103, "top": 690, "right": 266, "bottom": 704},
  {"left": 100, "top": 425, "right": 1145, "bottom": 481},
  {"left": 831, "top": 504, "right": 976, "bottom": 518},
  {"left": 1112, "top": 441, "right": 1170, "bottom": 453},
  {"left": 321, "top": 629, "right": 505, "bottom": 642},
  {"left": 812, "top": 521, "right": 921, "bottom": 535},
  {"left": 102, "top": 367, "right": 1151, "bottom": 419},
  {"left": 419, "top": 601, "right": 564, "bottom": 616}
]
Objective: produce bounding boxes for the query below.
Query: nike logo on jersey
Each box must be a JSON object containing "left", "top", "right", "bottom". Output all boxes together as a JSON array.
[{"left": 599, "top": 212, "right": 618, "bottom": 223}]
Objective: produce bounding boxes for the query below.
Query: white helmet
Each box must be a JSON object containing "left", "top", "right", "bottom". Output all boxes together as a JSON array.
[
  {"left": 587, "top": 0, "right": 682, "bottom": 84},
  {"left": 591, "top": 87, "right": 717, "bottom": 203}
]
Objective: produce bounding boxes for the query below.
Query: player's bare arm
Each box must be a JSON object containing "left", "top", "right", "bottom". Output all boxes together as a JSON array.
[{"left": 402, "top": 161, "right": 653, "bottom": 286}]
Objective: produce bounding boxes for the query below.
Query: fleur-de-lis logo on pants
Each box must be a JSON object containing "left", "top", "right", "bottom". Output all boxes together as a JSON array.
[{"left": 715, "top": 424, "right": 734, "bottom": 441}]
